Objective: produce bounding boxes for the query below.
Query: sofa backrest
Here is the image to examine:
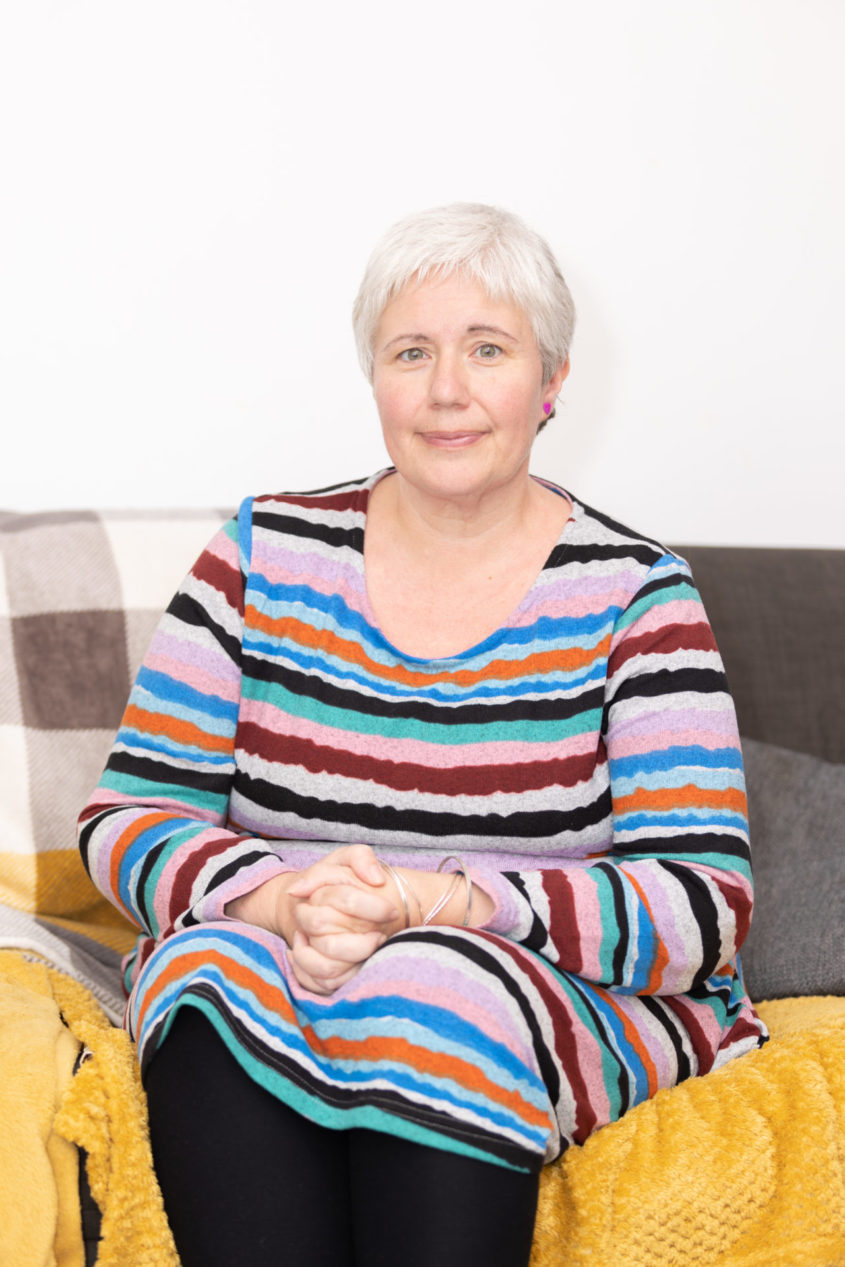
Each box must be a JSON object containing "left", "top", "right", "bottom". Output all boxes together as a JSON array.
[{"left": 677, "top": 546, "right": 845, "bottom": 765}]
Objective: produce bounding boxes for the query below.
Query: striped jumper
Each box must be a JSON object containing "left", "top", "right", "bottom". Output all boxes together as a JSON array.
[{"left": 78, "top": 470, "right": 766, "bottom": 1172}]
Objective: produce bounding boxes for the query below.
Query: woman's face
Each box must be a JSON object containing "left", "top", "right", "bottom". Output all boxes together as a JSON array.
[{"left": 372, "top": 273, "right": 568, "bottom": 510}]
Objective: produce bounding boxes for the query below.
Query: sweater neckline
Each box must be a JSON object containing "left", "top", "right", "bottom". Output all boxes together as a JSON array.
[{"left": 355, "top": 467, "right": 580, "bottom": 665}]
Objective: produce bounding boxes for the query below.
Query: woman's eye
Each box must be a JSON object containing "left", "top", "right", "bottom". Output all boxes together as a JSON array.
[
  {"left": 398, "top": 347, "right": 426, "bottom": 362},
  {"left": 476, "top": 343, "right": 502, "bottom": 359}
]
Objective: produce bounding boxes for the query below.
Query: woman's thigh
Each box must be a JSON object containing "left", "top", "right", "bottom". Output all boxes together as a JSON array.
[{"left": 128, "top": 920, "right": 701, "bottom": 1166}]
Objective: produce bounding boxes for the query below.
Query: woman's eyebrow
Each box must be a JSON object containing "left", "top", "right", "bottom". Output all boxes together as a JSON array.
[
  {"left": 381, "top": 324, "right": 519, "bottom": 353},
  {"left": 466, "top": 324, "right": 519, "bottom": 343},
  {"left": 381, "top": 332, "right": 430, "bottom": 351}
]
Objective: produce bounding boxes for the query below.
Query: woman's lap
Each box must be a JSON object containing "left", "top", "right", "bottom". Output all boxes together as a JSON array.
[{"left": 128, "top": 920, "right": 705, "bottom": 1170}]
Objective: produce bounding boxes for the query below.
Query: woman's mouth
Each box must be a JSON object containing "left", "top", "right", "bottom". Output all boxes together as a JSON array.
[{"left": 421, "top": 431, "right": 485, "bottom": 449}]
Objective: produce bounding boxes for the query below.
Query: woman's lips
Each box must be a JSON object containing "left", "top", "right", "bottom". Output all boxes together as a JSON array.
[{"left": 420, "top": 431, "right": 485, "bottom": 448}]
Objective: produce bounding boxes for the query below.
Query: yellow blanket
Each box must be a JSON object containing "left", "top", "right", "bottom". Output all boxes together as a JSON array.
[
  {"left": 532, "top": 995, "right": 845, "bottom": 1267},
  {"left": 2, "top": 949, "right": 843, "bottom": 1267},
  {"left": 0, "top": 952, "right": 178, "bottom": 1267}
]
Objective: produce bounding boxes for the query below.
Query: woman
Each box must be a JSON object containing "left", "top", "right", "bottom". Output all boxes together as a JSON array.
[{"left": 79, "top": 203, "right": 766, "bottom": 1267}]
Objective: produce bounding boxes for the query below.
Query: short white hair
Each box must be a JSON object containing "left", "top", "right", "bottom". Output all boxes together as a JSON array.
[{"left": 352, "top": 203, "right": 576, "bottom": 385}]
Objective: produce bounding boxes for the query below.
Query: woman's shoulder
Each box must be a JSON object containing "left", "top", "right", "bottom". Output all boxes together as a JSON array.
[
  {"left": 245, "top": 470, "right": 383, "bottom": 519},
  {"left": 540, "top": 478, "right": 691, "bottom": 580},
  {"left": 230, "top": 471, "right": 391, "bottom": 572}
]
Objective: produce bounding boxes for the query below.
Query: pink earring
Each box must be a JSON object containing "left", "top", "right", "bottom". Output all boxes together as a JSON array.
[{"left": 543, "top": 402, "right": 552, "bottom": 415}]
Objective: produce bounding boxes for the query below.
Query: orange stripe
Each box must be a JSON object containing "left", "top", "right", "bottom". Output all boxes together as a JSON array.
[
  {"left": 304, "top": 1031, "right": 550, "bottom": 1127},
  {"left": 601, "top": 990, "right": 661, "bottom": 1097},
  {"left": 248, "top": 606, "right": 610, "bottom": 688},
  {"left": 123, "top": 704, "right": 231, "bottom": 755},
  {"left": 618, "top": 865, "right": 669, "bottom": 993},
  {"left": 615, "top": 785, "right": 747, "bottom": 816},
  {"left": 137, "top": 948, "right": 298, "bottom": 1029},
  {"left": 110, "top": 811, "right": 173, "bottom": 917}
]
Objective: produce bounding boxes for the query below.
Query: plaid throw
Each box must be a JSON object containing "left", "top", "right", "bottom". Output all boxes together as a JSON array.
[{"left": 0, "top": 508, "right": 228, "bottom": 1012}]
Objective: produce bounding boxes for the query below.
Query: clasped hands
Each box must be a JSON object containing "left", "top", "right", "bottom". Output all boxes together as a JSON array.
[{"left": 229, "top": 844, "right": 459, "bottom": 996}]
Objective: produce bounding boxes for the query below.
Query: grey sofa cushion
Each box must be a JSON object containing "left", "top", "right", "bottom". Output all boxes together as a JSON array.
[{"left": 740, "top": 737, "right": 845, "bottom": 1000}]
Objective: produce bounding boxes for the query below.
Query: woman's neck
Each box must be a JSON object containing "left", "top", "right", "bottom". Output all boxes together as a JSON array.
[{"left": 371, "top": 469, "right": 558, "bottom": 565}]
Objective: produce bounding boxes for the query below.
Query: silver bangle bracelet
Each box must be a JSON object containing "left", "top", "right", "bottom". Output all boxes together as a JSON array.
[
  {"left": 435, "top": 855, "right": 473, "bottom": 927},
  {"left": 378, "top": 860, "right": 410, "bottom": 929},
  {"left": 422, "top": 870, "right": 463, "bottom": 926}
]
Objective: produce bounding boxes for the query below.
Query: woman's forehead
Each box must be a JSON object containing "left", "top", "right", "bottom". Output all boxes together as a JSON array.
[{"left": 377, "top": 272, "right": 531, "bottom": 339}]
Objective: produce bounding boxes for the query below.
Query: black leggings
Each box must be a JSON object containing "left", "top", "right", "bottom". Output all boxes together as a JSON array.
[{"left": 144, "top": 1007, "right": 540, "bottom": 1267}]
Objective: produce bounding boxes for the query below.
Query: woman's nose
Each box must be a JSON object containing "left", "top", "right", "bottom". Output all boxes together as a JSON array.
[{"left": 428, "top": 353, "right": 470, "bottom": 407}]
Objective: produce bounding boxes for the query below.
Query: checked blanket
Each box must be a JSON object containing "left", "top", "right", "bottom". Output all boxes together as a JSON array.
[{"left": 0, "top": 507, "right": 228, "bottom": 1014}]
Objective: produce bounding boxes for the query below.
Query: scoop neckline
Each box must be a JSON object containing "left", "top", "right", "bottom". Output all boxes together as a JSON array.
[{"left": 357, "top": 468, "right": 578, "bottom": 665}]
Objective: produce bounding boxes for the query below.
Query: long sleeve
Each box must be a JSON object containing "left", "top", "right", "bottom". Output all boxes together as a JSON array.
[
  {"left": 78, "top": 511, "right": 289, "bottom": 945},
  {"left": 475, "top": 554, "right": 752, "bottom": 996}
]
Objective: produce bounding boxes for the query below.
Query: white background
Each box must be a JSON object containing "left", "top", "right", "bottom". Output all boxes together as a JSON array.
[{"left": 1, "top": 1, "right": 843, "bottom": 545}]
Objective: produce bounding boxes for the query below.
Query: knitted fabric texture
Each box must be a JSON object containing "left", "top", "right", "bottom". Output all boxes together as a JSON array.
[{"left": 530, "top": 995, "right": 845, "bottom": 1267}]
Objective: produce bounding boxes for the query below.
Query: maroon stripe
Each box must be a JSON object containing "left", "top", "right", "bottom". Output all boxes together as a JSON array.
[
  {"left": 543, "top": 871, "right": 584, "bottom": 977},
  {"left": 254, "top": 489, "right": 365, "bottom": 513},
  {"left": 475, "top": 930, "right": 598, "bottom": 1141},
  {"left": 610, "top": 621, "right": 718, "bottom": 673},
  {"left": 236, "top": 722, "right": 598, "bottom": 795},
  {"left": 167, "top": 833, "right": 252, "bottom": 926},
  {"left": 193, "top": 548, "right": 244, "bottom": 615}
]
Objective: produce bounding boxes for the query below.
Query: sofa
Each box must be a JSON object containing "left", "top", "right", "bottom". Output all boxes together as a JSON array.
[{"left": 1, "top": 508, "right": 843, "bottom": 1267}]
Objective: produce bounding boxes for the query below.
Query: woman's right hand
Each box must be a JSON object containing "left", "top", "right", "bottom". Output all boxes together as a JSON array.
[
  {"left": 286, "top": 847, "right": 403, "bottom": 993},
  {"left": 227, "top": 845, "right": 401, "bottom": 994}
]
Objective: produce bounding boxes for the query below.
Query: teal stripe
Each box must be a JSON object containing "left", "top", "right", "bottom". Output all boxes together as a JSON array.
[{"left": 241, "top": 678, "right": 602, "bottom": 743}]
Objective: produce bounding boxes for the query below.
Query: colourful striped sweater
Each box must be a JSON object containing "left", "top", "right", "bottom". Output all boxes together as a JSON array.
[{"left": 79, "top": 471, "right": 759, "bottom": 1032}]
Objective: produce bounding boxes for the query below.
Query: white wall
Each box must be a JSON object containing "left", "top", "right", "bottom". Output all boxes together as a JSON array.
[{"left": 2, "top": 1, "right": 843, "bottom": 545}]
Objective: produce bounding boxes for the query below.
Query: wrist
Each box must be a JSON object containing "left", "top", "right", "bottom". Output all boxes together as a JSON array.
[{"left": 226, "top": 872, "right": 298, "bottom": 942}]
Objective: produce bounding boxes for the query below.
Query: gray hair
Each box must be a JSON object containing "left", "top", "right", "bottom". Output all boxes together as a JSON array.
[{"left": 352, "top": 203, "right": 576, "bottom": 386}]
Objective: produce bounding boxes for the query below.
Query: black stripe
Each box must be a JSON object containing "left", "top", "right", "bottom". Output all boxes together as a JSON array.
[
  {"left": 628, "top": 571, "right": 696, "bottom": 605},
  {"left": 78, "top": 806, "right": 125, "bottom": 871},
  {"left": 107, "top": 751, "right": 232, "bottom": 796},
  {"left": 243, "top": 654, "right": 607, "bottom": 726},
  {"left": 609, "top": 666, "right": 728, "bottom": 707},
  {"left": 639, "top": 996, "right": 692, "bottom": 1081},
  {"left": 504, "top": 872, "right": 555, "bottom": 953},
  {"left": 546, "top": 540, "right": 661, "bottom": 570},
  {"left": 232, "top": 771, "right": 613, "bottom": 840},
  {"left": 592, "top": 862, "right": 629, "bottom": 982},
  {"left": 167, "top": 591, "right": 243, "bottom": 664},
  {"left": 400, "top": 929, "right": 562, "bottom": 1108},
  {"left": 614, "top": 834, "right": 750, "bottom": 863},
  {"left": 252, "top": 510, "right": 364, "bottom": 554},
  {"left": 659, "top": 861, "right": 723, "bottom": 986}
]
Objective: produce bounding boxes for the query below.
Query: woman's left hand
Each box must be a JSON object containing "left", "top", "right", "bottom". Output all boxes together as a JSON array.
[{"left": 284, "top": 845, "right": 403, "bottom": 993}]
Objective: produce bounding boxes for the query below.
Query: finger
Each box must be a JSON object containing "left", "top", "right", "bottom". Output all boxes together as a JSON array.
[
  {"left": 295, "top": 901, "right": 376, "bottom": 939},
  {"left": 287, "top": 861, "right": 371, "bottom": 900},
  {"left": 305, "top": 929, "right": 387, "bottom": 965},
  {"left": 288, "top": 846, "right": 384, "bottom": 897},
  {"left": 292, "top": 927, "right": 384, "bottom": 973},
  {"left": 342, "top": 844, "right": 385, "bottom": 887},
  {"left": 289, "top": 952, "right": 359, "bottom": 995},
  {"left": 303, "top": 883, "right": 398, "bottom": 925}
]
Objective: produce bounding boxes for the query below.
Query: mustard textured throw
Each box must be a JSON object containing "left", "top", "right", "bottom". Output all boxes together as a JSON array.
[
  {"left": 530, "top": 996, "right": 845, "bottom": 1267},
  {"left": 2, "top": 948, "right": 843, "bottom": 1267},
  {"left": 0, "top": 952, "right": 178, "bottom": 1267}
]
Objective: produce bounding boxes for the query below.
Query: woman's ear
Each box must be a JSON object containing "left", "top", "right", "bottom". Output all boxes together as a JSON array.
[{"left": 547, "top": 359, "right": 570, "bottom": 396}]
